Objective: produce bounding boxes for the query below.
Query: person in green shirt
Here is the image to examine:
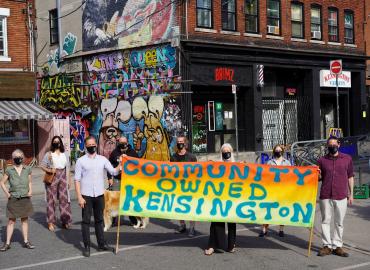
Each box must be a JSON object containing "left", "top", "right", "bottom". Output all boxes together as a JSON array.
[{"left": 0, "top": 149, "right": 35, "bottom": 252}]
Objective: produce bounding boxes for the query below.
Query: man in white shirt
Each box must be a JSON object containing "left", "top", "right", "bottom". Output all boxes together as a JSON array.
[{"left": 75, "top": 136, "right": 121, "bottom": 257}]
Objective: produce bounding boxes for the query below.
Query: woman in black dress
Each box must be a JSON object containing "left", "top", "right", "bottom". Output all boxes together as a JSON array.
[{"left": 204, "top": 143, "right": 236, "bottom": 255}]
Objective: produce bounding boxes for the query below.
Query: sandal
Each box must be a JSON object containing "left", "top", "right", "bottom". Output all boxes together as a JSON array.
[
  {"left": 48, "top": 223, "right": 55, "bottom": 232},
  {"left": 228, "top": 245, "right": 236, "bottom": 253},
  {"left": 204, "top": 248, "right": 215, "bottom": 256},
  {"left": 62, "top": 224, "right": 71, "bottom": 230}
]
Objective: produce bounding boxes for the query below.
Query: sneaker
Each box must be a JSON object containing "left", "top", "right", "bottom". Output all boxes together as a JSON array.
[
  {"left": 23, "top": 242, "right": 35, "bottom": 249},
  {"left": 318, "top": 246, "right": 332, "bottom": 257},
  {"left": 188, "top": 227, "right": 195, "bottom": 238},
  {"left": 333, "top": 247, "right": 349, "bottom": 257},
  {"left": 175, "top": 224, "right": 186, "bottom": 234}
]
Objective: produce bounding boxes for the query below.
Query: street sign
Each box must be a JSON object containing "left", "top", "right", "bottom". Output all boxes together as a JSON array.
[{"left": 330, "top": 60, "right": 342, "bottom": 75}]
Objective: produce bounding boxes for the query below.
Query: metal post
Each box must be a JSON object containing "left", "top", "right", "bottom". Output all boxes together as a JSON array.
[
  {"left": 234, "top": 88, "right": 239, "bottom": 158},
  {"left": 336, "top": 74, "right": 340, "bottom": 128}
]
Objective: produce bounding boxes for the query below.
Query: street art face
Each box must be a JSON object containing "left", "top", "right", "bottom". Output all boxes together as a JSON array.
[{"left": 82, "top": 0, "right": 176, "bottom": 51}]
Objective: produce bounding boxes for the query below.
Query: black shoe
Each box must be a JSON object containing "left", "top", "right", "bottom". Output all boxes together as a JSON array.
[
  {"left": 175, "top": 225, "right": 186, "bottom": 234},
  {"left": 278, "top": 231, "right": 284, "bottom": 237},
  {"left": 23, "top": 242, "right": 35, "bottom": 249},
  {"left": 258, "top": 231, "right": 267, "bottom": 237},
  {"left": 98, "top": 244, "right": 113, "bottom": 252},
  {"left": 83, "top": 246, "right": 90, "bottom": 257},
  {"left": 0, "top": 243, "right": 11, "bottom": 252}
]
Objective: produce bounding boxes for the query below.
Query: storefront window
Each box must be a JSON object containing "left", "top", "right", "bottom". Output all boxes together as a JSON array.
[{"left": 0, "top": 120, "right": 30, "bottom": 144}]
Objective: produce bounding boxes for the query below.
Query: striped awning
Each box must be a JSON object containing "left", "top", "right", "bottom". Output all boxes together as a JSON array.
[{"left": 0, "top": 100, "right": 54, "bottom": 121}]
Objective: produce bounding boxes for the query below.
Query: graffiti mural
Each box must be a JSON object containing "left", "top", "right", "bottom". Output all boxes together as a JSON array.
[
  {"left": 55, "top": 112, "right": 90, "bottom": 163},
  {"left": 84, "top": 44, "right": 177, "bottom": 100},
  {"left": 82, "top": 0, "right": 176, "bottom": 51},
  {"left": 39, "top": 74, "right": 83, "bottom": 110},
  {"left": 62, "top": 32, "right": 78, "bottom": 56}
]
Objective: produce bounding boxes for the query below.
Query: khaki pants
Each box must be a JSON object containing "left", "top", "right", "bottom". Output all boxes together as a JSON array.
[{"left": 319, "top": 198, "right": 347, "bottom": 249}]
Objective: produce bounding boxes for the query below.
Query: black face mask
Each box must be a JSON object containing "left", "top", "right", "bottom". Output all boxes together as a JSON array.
[
  {"left": 328, "top": 145, "right": 338, "bottom": 155},
  {"left": 273, "top": 151, "right": 282, "bottom": 158},
  {"left": 13, "top": 157, "right": 23, "bottom": 165},
  {"left": 177, "top": 143, "right": 185, "bottom": 150},
  {"left": 118, "top": 143, "right": 128, "bottom": 151},
  {"left": 52, "top": 142, "right": 60, "bottom": 149},
  {"left": 86, "top": 146, "right": 97, "bottom": 154},
  {"left": 222, "top": 152, "right": 232, "bottom": 160}
]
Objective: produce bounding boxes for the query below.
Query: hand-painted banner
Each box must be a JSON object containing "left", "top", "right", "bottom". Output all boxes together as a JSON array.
[{"left": 119, "top": 157, "right": 319, "bottom": 227}]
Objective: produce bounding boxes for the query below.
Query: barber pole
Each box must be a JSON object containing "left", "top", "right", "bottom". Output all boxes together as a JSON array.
[{"left": 257, "top": 65, "right": 264, "bottom": 87}]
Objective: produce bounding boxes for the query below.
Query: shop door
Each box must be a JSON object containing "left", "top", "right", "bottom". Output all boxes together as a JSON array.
[{"left": 262, "top": 98, "right": 298, "bottom": 150}]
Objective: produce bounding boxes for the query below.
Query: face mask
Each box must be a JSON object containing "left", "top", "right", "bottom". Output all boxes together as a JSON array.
[
  {"left": 13, "top": 157, "right": 23, "bottom": 165},
  {"left": 177, "top": 143, "right": 185, "bottom": 150},
  {"left": 273, "top": 151, "right": 282, "bottom": 158},
  {"left": 86, "top": 146, "right": 96, "bottom": 154},
  {"left": 118, "top": 143, "right": 128, "bottom": 151},
  {"left": 52, "top": 142, "right": 60, "bottom": 149},
  {"left": 222, "top": 152, "right": 232, "bottom": 160},
  {"left": 328, "top": 145, "right": 338, "bottom": 155}
]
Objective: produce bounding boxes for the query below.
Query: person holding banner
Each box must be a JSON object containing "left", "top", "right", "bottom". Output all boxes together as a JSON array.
[
  {"left": 259, "top": 144, "right": 291, "bottom": 238},
  {"left": 204, "top": 143, "right": 237, "bottom": 255},
  {"left": 107, "top": 136, "right": 139, "bottom": 226},
  {"left": 317, "top": 136, "right": 354, "bottom": 257},
  {"left": 74, "top": 136, "right": 122, "bottom": 257},
  {"left": 171, "top": 135, "right": 197, "bottom": 237}
]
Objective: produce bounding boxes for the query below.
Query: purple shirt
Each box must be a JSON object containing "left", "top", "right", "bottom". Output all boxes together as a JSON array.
[{"left": 318, "top": 152, "right": 354, "bottom": 200}]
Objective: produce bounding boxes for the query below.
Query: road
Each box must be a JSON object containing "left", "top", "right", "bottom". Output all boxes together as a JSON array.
[{"left": 0, "top": 192, "right": 370, "bottom": 270}]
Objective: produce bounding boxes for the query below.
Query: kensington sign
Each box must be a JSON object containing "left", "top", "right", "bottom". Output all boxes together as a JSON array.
[{"left": 319, "top": 70, "right": 351, "bottom": 88}]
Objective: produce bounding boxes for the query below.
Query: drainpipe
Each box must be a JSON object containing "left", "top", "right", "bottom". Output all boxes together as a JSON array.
[{"left": 57, "top": 0, "right": 62, "bottom": 60}]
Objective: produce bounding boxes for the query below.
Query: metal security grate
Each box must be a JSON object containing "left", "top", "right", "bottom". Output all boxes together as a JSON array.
[{"left": 262, "top": 96, "right": 311, "bottom": 150}]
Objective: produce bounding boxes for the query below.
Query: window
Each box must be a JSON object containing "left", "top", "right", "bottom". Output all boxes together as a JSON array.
[
  {"left": 49, "top": 9, "right": 59, "bottom": 44},
  {"left": 221, "top": 0, "right": 236, "bottom": 31},
  {"left": 328, "top": 8, "right": 338, "bottom": 42},
  {"left": 197, "top": 0, "right": 212, "bottom": 28},
  {"left": 0, "top": 120, "right": 30, "bottom": 145},
  {"left": 291, "top": 2, "right": 304, "bottom": 38},
  {"left": 245, "top": 0, "right": 258, "bottom": 33},
  {"left": 344, "top": 10, "right": 354, "bottom": 44},
  {"left": 267, "top": 0, "right": 280, "bottom": 35},
  {"left": 310, "top": 5, "right": 321, "bottom": 40},
  {"left": 0, "top": 8, "right": 10, "bottom": 60}
]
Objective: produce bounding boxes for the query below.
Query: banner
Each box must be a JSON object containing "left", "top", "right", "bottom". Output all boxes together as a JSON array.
[{"left": 119, "top": 157, "right": 319, "bottom": 227}]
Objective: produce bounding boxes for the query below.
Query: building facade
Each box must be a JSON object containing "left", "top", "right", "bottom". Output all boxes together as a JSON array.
[
  {"left": 180, "top": 0, "right": 368, "bottom": 153},
  {"left": 35, "top": 0, "right": 368, "bottom": 160},
  {"left": 0, "top": 0, "right": 40, "bottom": 161},
  {"left": 365, "top": 0, "right": 370, "bottom": 127}
]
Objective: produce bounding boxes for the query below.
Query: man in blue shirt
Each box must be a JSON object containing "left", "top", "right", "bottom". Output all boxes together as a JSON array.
[{"left": 75, "top": 136, "right": 121, "bottom": 257}]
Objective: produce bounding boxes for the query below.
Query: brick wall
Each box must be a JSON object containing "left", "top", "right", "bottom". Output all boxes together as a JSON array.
[
  {"left": 0, "top": 0, "right": 35, "bottom": 70},
  {"left": 184, "top": 0, "right": 365, "bottom": 55},
  {"left": 365, "top": 0, "right": 370, "bottom": 86}
]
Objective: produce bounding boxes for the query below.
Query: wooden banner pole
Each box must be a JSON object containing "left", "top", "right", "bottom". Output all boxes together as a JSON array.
[
  {"left": 115, "top": 214, "right": 121, "bottom": 255},
  {"left": 307, "top": 226, "right": 314, "bottom": 257}
]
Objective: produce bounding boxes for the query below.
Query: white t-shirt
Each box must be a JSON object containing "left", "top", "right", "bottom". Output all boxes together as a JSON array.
[{"left": 51, "top": 152, "right": 68, "bottom": 169}]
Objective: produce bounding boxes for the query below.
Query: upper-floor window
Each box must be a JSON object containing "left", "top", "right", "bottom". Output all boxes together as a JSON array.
[
  {"left": 328, "top": 7, "right": 338, "bottom": 42},
  {"left": 222, "top": 0, "right": 236, "bottom": 31},
  {"left": 245, "top": 0, "right": 258, "bottom": 33},
  {"left": 49, "top": 9, "right": 59, "bottom": 45},
  {"left": 0, "top": 8, "right": 10, "bottom": 60},
  {"left": 291, "top": 2, "right": 304, "bottom": 38},
  {"left": 267, "top": 0, "right": 280, "bottom": 35},
  {"left": 197, "top": 0, "right": 212, "bottom": 28},
  {"left": 344, "top": 10, "right": 354, "bottom": 44},
  {"left": 310, "top": 5, "right": 321, "bottom": 40}
]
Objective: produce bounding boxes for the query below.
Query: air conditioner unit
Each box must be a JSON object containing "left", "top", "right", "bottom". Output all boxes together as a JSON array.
[
  {"left": 311, "top": 31, "right": 321, "bottom": 39},
  {"left": 267, "top": 26, "right": 279, "bottom": 35}
]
